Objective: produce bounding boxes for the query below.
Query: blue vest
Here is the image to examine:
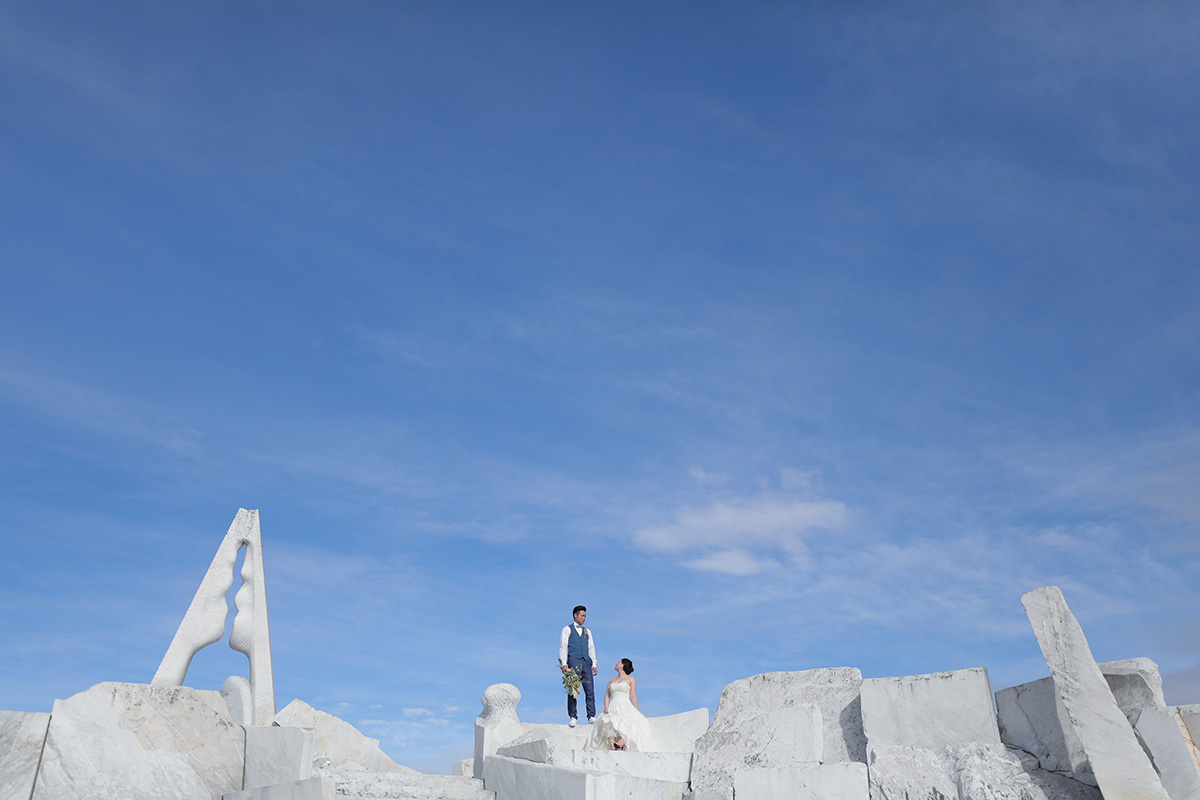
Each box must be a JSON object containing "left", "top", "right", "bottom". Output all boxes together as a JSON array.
[{"left": 568, "top": 626, "right": 590, "bottom": 660}]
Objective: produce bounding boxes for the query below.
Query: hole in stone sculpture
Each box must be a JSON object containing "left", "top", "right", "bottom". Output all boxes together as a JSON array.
[{"left": 181, "top": 543, "right": 252, "bottom": 692}]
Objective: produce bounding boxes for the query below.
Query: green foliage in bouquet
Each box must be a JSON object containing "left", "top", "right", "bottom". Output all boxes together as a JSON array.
[{"left": 562, "top": 666, "right": 583, "bottom": 698}]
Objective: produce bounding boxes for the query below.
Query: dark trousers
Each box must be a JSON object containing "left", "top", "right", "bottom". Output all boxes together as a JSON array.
[{"left": 566, "top": 656, "right": 596, "bottom": 720}]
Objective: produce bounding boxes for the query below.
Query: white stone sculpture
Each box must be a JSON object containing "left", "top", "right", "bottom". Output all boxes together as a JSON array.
[
  {"left": 153, "top": 508, "right": 277, "bottom": 726},
  {"left": 860, "top": 668, "right": 1001, "bottom": 752},
  {"left": 1022, "top": 586, "right": 1170, "bottom": 800},
  {"left": 474, "top": 683, "right": 525, "bottom": 780}
]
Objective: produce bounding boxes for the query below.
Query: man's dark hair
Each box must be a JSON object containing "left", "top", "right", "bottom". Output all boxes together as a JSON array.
[{"left": 573, "top": 605, "right": 587, "bottom": 616}]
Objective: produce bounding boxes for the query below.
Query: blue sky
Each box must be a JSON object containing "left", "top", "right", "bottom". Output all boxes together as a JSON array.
[{"left": 2, "top": 0, "right": 1199, "bottom": 773}]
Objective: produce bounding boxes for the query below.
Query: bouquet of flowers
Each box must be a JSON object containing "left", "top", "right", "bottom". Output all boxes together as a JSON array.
[{"left": 561, "top": 665, "right": 583, "bottom": 698}]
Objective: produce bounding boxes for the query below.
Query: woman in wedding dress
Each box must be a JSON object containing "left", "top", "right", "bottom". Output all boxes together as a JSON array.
[{"left": 587, "top": 658, "right": 655, "bottom": 751}]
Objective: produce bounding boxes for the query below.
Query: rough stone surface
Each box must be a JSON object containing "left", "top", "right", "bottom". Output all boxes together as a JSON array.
[
  {"left": 689, "top": 667, "right": 864, "bottom": 800},
  {"left": 32, "top": 681, "right": 245, "bottom": 800},
  {"left": 274, "top": 698, "right": 410, "bottom": 774},
  {"left": 244, "top": 725, "right": 314, "bottom": 790},
  {"left": 941, "top": 742, "right": 1101, "bottom": 800},
  {"left": 1022, "top": 586, "right": 1169, "bottom": 800},
  {"left": 452, "top": 758, "right": 474, "bottom": 776},
  {"left": 0, "top": 710, "right": 50, "bottom": 800},
  {"left": 320, "top": 764, "right": 493, "bottom": 799},
  {"left": 861, "top": 668, "right": 1001, "bottom": 752},
  {"left": 1132, "top": 707, "right": 1200, "bottom": 800},
  {"left": 733, "top": 762, "right": 868, "bottom": 800},
  {"left": 496, "top": 723, "right": 588, "bottom": 764},
  {"left": 223, "top": 776, "right": 335, "bottom": 800},
  {"left": 867, "top": 745, "right": 957, "bottom": 800},
  {"left": 1181, "top": 706, "right": 1200, "bottom": 752},
  {"left": 1103, "top": 658, "right": 1167, "bottom": 720},
  {"left": 474, "top": 683, "right": 525, "bottom": 780}
]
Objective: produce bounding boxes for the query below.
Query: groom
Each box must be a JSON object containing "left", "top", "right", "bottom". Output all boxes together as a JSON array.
[{"left": 559, "top": 605, "right": 598, "bottom": 727}]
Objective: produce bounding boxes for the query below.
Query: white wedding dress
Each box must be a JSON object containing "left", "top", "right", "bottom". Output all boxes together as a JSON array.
[{"left": 587, "top": 680, "right": 655, "bottom": 752}]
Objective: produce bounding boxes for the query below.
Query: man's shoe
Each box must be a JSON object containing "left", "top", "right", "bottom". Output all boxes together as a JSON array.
[
  {"left": 568, "top": 717, "right": 577, "bottom": 727},
  {"left": 587, "top": 717, "right": 595, "bottom": 725}
]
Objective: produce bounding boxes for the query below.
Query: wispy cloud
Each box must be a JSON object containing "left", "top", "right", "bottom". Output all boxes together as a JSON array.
[{"left": 0, "top": 361, "right": 203, "bottom": 456}]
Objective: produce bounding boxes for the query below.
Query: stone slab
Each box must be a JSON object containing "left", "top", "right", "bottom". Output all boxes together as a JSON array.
[
  {"left": 733, "top": 762, "right": 868, "bottom": 800},
  {"left": 1132, "top": 707, "right": 1200, "bottom": 800},
  {"left": 0, "top": 710, "right": 50, "bottom": 800},
  {"left": 244, "top": 725, "right": 314, "bottom": 790},
  {"left": 861, "top": 667, "right": 1001, "bottom": 751},
  {"left": 689, "top": 667, "right": 863, "bottom": 800},
  {"left": 1104, "top": 658, "right": 1167, "bottom": 719},
  {"left": 1023, "top": 586, "right": 1169, "bottom": 800},
  {"left": 648, "top": 707, "right": 710, "bottom": 753},
  {"left": 496, "top": 723, "right": 591, "bottom": 763},
  {"left": 482, "top": 755, "right": 594, "bottom": 800},
  {"left": 452, "top": 757, "right": 474, "bottom": 776},
  {"left": 223, "top": 776, "right": 334, "bottom": 800},
  {"left": 31, "top": 682, "right": 245, "bottom": 800},
  {"left": 1182, "top": 706, "right": 1200, "bottom": 751},
  {"left": 274, "top": 698, "right": 410, "bottom": 774}
]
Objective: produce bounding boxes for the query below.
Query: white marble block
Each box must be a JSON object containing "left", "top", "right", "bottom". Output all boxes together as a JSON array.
[
  {"left": 452, "top": 758, "right": 474, "bottom": 776},
  {"left": 223, "top": 776, "right": 334, "bottom": 800},
  {"left": 867, "top": 745, "right": 957, "bottom": 800},
  {"left": 648, "top": 706, "right": 711, "bottom": 753},
  {"left": 860, "top": 667, "right": 1001, "bottom": 751},
  {"left": 1104, "top": 658, "right": 1167, "bottom": 720},
  {"left": 997, "top": 673, "right": 1093, "bottom": 781},
  {"left": 474, "top": 683, "right": 525, "bottom": 780},
  {"left": 733, "top": 762, "right": 868, "bottom": 800},
  {"left": 244, "top": 725, "right": 314, "bottom": 790},
  {"left": 689, "top": 667, "right": 863, "bottom": 800},
  {"left": 0, "top": 710, "right": 51, "bottom": 800},
  {"left": 1022, "top": 586, "right": 1170, "bottom": 800},
  {"left": 483, "top": 754, "right": 595, "bottom": 800},
  {"left": 1132, "top": 707, "right": 1200, "bottom": 800},
  {"left": 273, "top": 699, "right": 410, "bottom": 774},
  {"left": 32, "top": 682, "right": 245, "bottom": 800},
  {"left": 1180, "top": 705, "right": 1200, "bottom": 749}
]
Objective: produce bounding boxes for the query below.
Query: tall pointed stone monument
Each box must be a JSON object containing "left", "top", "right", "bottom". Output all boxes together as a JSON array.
[{"left": 152, "top": 508, "right": 276, "bottom": 726}]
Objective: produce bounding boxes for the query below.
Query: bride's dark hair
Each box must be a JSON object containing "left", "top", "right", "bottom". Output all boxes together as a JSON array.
[{"left": 620, "top": 658, "right": 634, "bottom": 674}]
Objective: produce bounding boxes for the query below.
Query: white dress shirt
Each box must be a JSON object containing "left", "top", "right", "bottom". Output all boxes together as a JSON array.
[{"left": 559, "top": 624, "right": 597, "bottom": 665}]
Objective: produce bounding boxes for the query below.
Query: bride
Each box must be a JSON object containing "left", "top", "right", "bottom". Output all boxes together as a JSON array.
[{"left": 586, "top": 659, "right": 655, "bottom": 752}]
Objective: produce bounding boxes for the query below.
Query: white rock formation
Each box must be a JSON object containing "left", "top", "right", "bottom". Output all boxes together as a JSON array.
[
  {"left": 688, "top": 667, "right": 864, "bottom": 800},
  {"left": 274, "top": 698, "right": 411, "bottom": 774},
  {"left": 474, "top": 683, "right": 525, "bottom": 780},
  {"left": 32, "top": 682, "right": 245, "bottom": 800},
  {"left": 1022, "top": 585, "right": 1170, "bottom": 800},
  {"left": 153, "top": 508, "right": 277, "bottom": 726},
  {"left": 860, "top": 668, "right": 1001, "bottom": 752},
  {"left": 733, "top": 762, "right": 868, "bottom": 800},
  {"left": 0, "top": 711, "right": 50, "bottom": 800},
  {"left": 1105, "top": 658, "right": 1168, "bottom": 719},
  {"left": 1132, "top": 706, "right": 1200, "bottom": 800},
  {"left": 452, "top": 758, "right": 474, "bottom": 776}
]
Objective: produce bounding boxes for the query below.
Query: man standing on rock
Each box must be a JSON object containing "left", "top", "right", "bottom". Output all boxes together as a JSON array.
[{"left": 559, "top": 605, "right": 598, "bottom": 727}]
